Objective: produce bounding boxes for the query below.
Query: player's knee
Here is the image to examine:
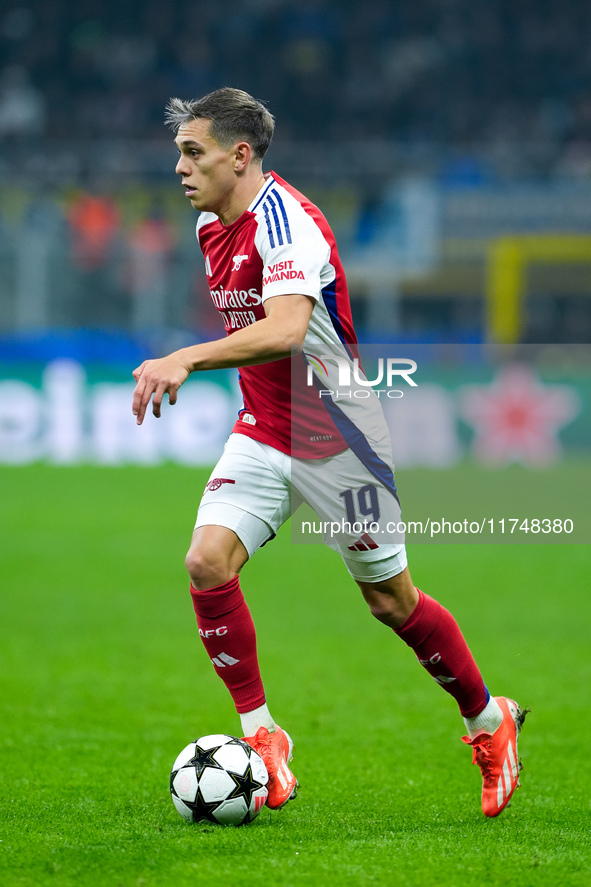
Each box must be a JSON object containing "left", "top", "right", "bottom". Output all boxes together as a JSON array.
[
  {"left": 363, "top": 589, "right": 413, "bottom": 630},
  {"left": 359, "top": 573, "right": 418, "bottom": 629},
  {"left": 367, "top": 598, "right": 398, "bottom": 626},
  {"left": 185, "top": 545, "right": 233, "bottom": 590}
]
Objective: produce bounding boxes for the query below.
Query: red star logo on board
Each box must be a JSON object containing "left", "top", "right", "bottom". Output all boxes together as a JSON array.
[{"left": 459, "top": 364, "right": 580, "bottom": 467}]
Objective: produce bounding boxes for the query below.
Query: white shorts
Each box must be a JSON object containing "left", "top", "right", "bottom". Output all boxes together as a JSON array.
[{"left": 195, "top": 433, "right": 407, "bottom": 583}]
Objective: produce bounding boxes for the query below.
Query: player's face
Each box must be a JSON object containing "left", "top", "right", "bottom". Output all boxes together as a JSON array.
[{"left": 174, "top": 118, "right": 238, "bottom": 216}]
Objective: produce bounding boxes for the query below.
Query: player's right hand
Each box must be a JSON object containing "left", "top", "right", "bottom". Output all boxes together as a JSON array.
[{"left": 132, "top": 352, "right": 191, "bottom": 425}]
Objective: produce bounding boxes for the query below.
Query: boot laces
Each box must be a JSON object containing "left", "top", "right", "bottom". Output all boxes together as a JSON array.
[{"left": 472, "top": 736, "right": 495, "bottom": 773}]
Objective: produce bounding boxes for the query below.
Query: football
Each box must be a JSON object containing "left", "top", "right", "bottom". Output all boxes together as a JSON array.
[{"left": 170, "top": 734, "right": 269, "bottom": 826}]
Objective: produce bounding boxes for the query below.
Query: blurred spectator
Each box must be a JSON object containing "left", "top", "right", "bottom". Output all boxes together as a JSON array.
[
  {"left": 555, "top": 139, "right": 591, "bottom": 178},
  {"left": 128, "top": 208, "right": 176, "bottom": 332},
  {"left": 67, "top": 187, "right": 120, "bottom": 270},
  {"left": 171, "top": 39, "right": 217, "bottom": 98},
  {"left": 65, "top": 185, "right": 126, "bottom": 327},
  {"left": 439, "top": 146, "right": 496, "bottom": 190},
  {"left": 0, "top": 65, "right": 45, "bottom": 137}
]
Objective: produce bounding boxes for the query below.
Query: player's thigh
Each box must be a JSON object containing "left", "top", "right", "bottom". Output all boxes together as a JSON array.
[
  {"left": 194, "top": 433, "right": 292, "bottom": 559},
  {"left": 292, "top": 446, "right": 410, "bottom": 587},
  {"left": 292, "top": 446, "right": 403, "bottom": 548}
]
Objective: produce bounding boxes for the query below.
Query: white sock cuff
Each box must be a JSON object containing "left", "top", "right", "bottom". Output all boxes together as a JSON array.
[
  {"left": 239, "top": 703, "right": 276, "bottom": 738},
  {"left": 463, "top": 696, "right": 503, "bottom": 738}
]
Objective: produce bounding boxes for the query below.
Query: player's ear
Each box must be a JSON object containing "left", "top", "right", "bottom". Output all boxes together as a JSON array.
[{"left": 233, "top": 141, "right": 252, "bottom": 172}]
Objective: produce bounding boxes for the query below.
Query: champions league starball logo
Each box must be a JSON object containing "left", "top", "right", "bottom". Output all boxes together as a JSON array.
[{"left": 304, "top": 353, "right": 418, "bottom": 399}]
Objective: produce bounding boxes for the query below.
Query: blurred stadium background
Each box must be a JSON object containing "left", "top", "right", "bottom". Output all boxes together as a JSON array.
[{"left": 0, "top": 0, "right": 589, "bottom": 472}]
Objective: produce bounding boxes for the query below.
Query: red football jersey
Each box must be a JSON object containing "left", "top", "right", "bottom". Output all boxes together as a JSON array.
[{"left": 196, "top": 172, "right": 358, "bottom": 458}]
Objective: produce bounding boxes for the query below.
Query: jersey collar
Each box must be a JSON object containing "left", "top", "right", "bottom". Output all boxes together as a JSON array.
[{"left": 248, "top": 173, "right": 277, "bottom": 214}]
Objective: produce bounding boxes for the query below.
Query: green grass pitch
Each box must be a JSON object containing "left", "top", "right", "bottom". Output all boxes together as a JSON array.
[{"left": 0, "top": 465, "right": 590, "bottom": 887}]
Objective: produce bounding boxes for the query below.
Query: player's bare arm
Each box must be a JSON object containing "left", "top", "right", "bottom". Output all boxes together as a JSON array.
[{"left": 132, "top": 293, "right": 314, "bottom": 425}]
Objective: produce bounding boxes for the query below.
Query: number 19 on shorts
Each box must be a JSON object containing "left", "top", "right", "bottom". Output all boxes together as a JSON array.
[{"left": 339, "top": 485, "right": 380, "bottom": 526}]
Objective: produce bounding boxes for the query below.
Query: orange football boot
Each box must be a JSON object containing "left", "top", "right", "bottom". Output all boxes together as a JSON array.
[
  {"left": 462, "top": 696, "right": 528, "bottom": 817},
  {"left": 242, "top": 725, "right": 298, "bottom": 809}
]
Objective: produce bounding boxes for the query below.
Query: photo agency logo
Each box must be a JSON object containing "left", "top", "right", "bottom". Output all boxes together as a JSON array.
[{"left": 304, "top": 353, "right": 418, "bottom": 399}]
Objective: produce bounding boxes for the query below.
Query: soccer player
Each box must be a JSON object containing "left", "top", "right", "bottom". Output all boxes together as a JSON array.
[{"left": 132, "top": 88, "right": 527, "bottom": 817}]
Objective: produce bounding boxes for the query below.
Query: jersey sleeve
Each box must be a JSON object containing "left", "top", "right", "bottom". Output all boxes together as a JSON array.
[{"left": 254, "top": 191, "right": 331, "bottom": 303}]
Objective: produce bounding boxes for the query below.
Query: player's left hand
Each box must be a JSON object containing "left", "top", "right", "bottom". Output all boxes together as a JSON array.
[{"left": 132, "top": 352, "right": 191, "bottom": 425}]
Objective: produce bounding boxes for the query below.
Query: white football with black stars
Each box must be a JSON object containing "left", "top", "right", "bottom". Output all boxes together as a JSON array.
[{"left": 170, "top": 734, "right": 269, "bottom": 826}]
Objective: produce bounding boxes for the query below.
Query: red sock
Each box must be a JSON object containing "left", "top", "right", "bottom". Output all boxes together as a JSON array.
[
  {"left": 395, "top": 589, "right": 488, "bottom": 718},
  {"left": 190, "top": 576, "right": 265, "bottom": 714}
]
